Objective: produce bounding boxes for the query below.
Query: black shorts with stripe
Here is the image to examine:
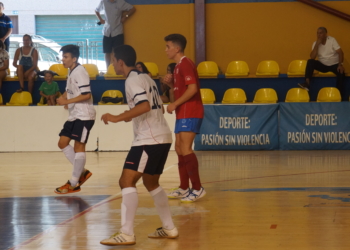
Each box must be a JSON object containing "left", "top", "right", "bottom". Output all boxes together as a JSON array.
[
  {"left": 123, "top": 143, "right": 172, "bottom": 175},
  {"left": 59, "top": 119, "right": 95, "bottom": 144}
]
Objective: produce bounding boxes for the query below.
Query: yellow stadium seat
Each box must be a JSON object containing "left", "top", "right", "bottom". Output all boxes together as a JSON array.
[
  {"left": 287, "top": 60, "right": 307, "bottom": 77},
  {"left": 197, "top": 61, "right": 219, "bottom": 78},
  {"left": 253, "top": 88, "right": 278, "bottom": 103},
  {"left": 6, "top": 91, "right": 33, "bottom": 106},
  {"left": 49, "top": 64, "right": 68, "bottom": 80},
  {"left": 222, "top": 88, "right": 247, "bottom": 104},
  {"left": 98, "top": 90, "right": 124, "bottom": 105},
  {"left": 200, "top": 88, "right": 216, "bottom": 104},
  {"left": 0, "top": 93, "right": 3, "bottom": 104},
  {"left": 144, "top": 62, "right": 159, "bottom": 77},
  {"left": 83, "top": 64, "right": 99, "bottom": 80},
  {"left": 5, "top": 68, "right": 18, "bottom": 81},
  {"left": 318, "top": 71, "right": 336, "bottom": 76},
  {"left": 317, "top": 87, "right": 341, "bottom": 102},
  {"left": 285, "top": 88, "right": 309, "bottom": 102},
  {"left": 225, "top": 61, "right": 249, "bottom": 77},
  {"left": 104, "top": 65, "right": 124, "bottom": 80},
  {"left": 256, "top": 60, "right": 279, "bottom": 77}
]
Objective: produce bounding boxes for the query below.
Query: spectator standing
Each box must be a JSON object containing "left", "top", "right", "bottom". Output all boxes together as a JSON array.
[
  {"left": 0, "top": 40, "right": 9, "bottom": 93},
  {"left": 0, "top": 2, "right": 12, "bottom": 52},
  {"left": 95, "top": 0, "right": 136, "bottom": 69}
]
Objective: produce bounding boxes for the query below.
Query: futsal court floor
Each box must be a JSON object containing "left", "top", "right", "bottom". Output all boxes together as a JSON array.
[{"left": 1, "top": 150, "right": 350, "bottom": 250}]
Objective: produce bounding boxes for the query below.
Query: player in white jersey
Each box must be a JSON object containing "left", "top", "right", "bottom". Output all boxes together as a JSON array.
[
  {"left": 100, "top": 45, "right": 178, "bottom": 246},
  {"left": 55, "top": 45, "right": 96, "bottom": 194}
]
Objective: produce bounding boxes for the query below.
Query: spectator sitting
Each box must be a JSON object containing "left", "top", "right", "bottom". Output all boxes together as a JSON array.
[
  {"left": 0, "top": 40, "right": 9, "bottom": 93},
  {"left": 159, "top": 63, "right": 176, "bottom": 103},
  {"left": 12, "top": 34, "right": 38, "bottom": 93},
  {"left": 298, "top": 27, "right": 345, "bottom": 99},
  {"left": 135, "top": 61, "right": 152, "bottom": 77},
  {"left": 39, "top": 70, "right": 60, "bottom": 106}
]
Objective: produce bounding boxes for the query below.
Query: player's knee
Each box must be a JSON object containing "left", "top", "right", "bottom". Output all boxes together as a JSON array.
[{"left": 58, "top": 141, "right": 68, "bottom": 149}]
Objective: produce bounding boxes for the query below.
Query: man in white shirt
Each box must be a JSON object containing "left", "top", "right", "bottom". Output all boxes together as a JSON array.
[
  {"left": 95, "top": 0, "right": 136, "bottom": 69},
  {"left": 55, "top": 44, "right": 96, "bottom": 194},
  {"left": 299, "top": 27, "right": 345, "bottom": 99},
  {"left": 100, "top": 45, "right": 178, "bottom": 246}
]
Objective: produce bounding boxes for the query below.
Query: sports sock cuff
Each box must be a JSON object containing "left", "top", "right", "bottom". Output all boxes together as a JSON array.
[
  {"left": 183, "top": 153, "right": 197, "bottom": 163},
  {"left": 75, "top": 152, "right": 86, "bottom": 159},
  {"left": 149, "top": 186, "right": 163, "bottom": 196},
  {"left": 62, "top": 145, "right": 73, "bottom": 153},
  {"left": 122, "top": 187, "right": 137, "bottom": 196}
]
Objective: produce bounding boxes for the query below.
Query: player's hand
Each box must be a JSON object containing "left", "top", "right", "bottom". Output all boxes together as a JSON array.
[
  {"left": 101, "top": 113, "right": 112, "bottom": 125},
  {"left": 337, "top": 64, "right": 345, "bottom": 74},
  {"left": 64, "top": 104, "right": 68, "bottom": 110},
  {"left": 56, "top": 96, "right": 67, "bottom": 105},
  {"left": 121, "top": 16, "right": 127, "bottom": 24},
  {"left": 167, "top": 103, "right": 177, "bottom": 114},
  {"left": 100, "top": 19, "right": 105, "bottom": 24}
]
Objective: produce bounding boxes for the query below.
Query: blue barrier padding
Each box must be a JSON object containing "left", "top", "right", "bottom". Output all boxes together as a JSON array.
[
  {"left": 194, "top": 104, "right": 279, "bottom": 150},
  {"left": 279, "top": 102, "right": 350, "bottom": 150}
]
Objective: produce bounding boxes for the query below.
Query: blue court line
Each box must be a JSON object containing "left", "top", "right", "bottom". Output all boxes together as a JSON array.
[
  {"left": 308, "top": 195, "right": 350, "bottom": 202},
  {"left": 223, "top": 187, "right": 350, "bottom": 192}
]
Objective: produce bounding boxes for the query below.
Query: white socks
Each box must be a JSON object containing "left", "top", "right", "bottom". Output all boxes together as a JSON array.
[
  {"left": 70, "top": 152, "right": 86, "bottom": 187},
  {"left": 150, "top": 186, "right": 175, "bottom": 230},
  {"left": 62, "top": 145, "right": 75, "bottom": 165},
  {"left": 121, "top": 187, "right": 138, "bottom": 236}
]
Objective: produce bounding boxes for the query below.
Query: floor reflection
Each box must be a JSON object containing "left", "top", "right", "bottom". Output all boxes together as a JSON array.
[{"left": 0, "top": 195, "right": 109, "bottom": 250}]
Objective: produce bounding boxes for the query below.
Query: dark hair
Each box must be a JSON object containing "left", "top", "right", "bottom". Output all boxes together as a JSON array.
[
  {"left": 164, "top": 34, "right": 187, "bottom": 52},
  {"left": 167, "top": 63, "right": 176, "bottom": 74},
  {"left": 318, "top": 27, "right": 327, "bottom": 33},
  {"left": 44, "top": 70, "right": 55, "bottom": 77},
  {"left": 60, "top": 44, "right": 80, "bottom": 60},
  {"left": 0, "top": 2, "right": 4, "bottom": 8},
  {"left": 136, "top": 62, "right": 150, "bottom": 74},
  {"left": 0, "top": 40, "right": 4, "bottom": 50},
  {"left": 23, "top": 34, "right": 33, "bottom": 47},
  {"left": 113, "top": 45, "right": 136, "bottom": 67}
]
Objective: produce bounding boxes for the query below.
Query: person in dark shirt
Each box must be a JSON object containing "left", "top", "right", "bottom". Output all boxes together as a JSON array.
[{"left": 0, "top": 2, "right": 13, "bottom": 52}]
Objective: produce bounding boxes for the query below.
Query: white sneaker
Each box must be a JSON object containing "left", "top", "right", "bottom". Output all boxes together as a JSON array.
[
  {"left": 100, "top": 232, "right": 136, "bottom": 246},
  {"left": 167, "top": 187, "right": 190, "bottom": 199},
  {"left": 148, "top": 227, "right": 179, "bottom": 239},
  {"left": 181, "top": 187, "right": 206, "bottom": 203}
]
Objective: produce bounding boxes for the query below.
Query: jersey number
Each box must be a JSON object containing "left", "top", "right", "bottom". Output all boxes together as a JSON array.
[{"left": 149, "top": 86, "right": 161, "bottom": 110}]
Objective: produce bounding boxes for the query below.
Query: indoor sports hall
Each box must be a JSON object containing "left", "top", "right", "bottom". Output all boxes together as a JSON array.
[{"left": 1, "top": 0, "right": 350, "bottom": 250}]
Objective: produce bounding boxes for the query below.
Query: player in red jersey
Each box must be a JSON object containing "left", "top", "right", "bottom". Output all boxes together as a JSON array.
[{"left": 163, "top": 33, "right": 206, "bottom": 202}]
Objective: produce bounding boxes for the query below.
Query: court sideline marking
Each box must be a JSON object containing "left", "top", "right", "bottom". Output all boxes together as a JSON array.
[{"left": 9, "top": 163, "right": 178, "bottom": 250}]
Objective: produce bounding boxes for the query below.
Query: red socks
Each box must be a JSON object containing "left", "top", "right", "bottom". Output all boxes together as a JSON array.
[
  {"left": 178, "top": 155, "right": 189, "bottom": 190},
  {"left": 183, "top": 153, "right": 202, "bottom": 191}
]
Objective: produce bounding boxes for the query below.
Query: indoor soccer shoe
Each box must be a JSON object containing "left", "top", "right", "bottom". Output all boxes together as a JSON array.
[
  {"left": 100, "top": 232, "right": 136, "bottom": 246},
  {"left": 167, "top": 187, "right": 190, "bottom": 199},
  {"left": 148, "top": 227, "right": 179, "bottom": 239},
  {"left": 54, "top": 180, "right": 81, "bottom": 194},
  {"left": 181, "top": 187, "right": 206, "bottom": 203},
  {"left": 78, "top": 169, "right": 92, "bottom": 186}
]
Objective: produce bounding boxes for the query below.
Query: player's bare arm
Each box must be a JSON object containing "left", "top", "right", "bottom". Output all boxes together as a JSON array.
[
  {"left": 57, "top": 93, "right": 91, "bottom": 105},
  {"left": 167, "top": 83, "right": 198, "bottom": 114},
  {"left": 101, "top": 101, "right": 150, "bottom": 124}
]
